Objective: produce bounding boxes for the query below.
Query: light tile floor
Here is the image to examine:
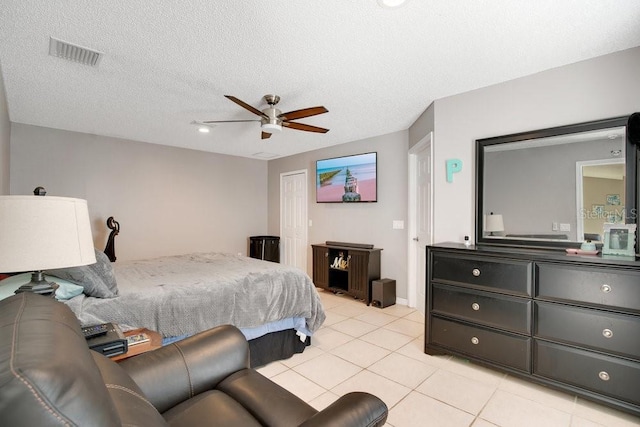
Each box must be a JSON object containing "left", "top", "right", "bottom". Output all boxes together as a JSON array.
[{"left": 257, "top": 289, "right": 640, "bottom": 427}]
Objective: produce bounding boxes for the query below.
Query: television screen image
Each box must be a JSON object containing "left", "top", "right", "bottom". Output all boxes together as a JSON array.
[{"left": 316, "top": 152, "right": 377, "bottom": 203}]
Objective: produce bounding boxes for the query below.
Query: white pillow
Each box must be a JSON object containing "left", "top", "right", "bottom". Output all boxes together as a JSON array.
[{"left": 0, "top": 273, "right": 84, "bottom": 301}]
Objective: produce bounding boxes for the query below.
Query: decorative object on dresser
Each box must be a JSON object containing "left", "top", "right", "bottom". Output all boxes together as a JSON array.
[
  {"left": 312, "top": 242, "right": 382, "bottom": 305},
  {"left": 425, "top": 243, "right": 640, "bottom": 416},
  {"left": 602, "top": 223, "right": 637, "bottom": 257},
  {"left": 0, "top": 191, "right": 96, "bottom": 297}
]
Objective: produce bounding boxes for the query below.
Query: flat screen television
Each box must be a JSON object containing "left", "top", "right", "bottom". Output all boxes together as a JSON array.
[{"left": 316, "top": 152, "right": 377, "bottom": 203}]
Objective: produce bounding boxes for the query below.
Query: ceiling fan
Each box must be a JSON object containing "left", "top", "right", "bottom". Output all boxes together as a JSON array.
[{"left": 198, "top": 95, "right": 329, "bottom": 140}]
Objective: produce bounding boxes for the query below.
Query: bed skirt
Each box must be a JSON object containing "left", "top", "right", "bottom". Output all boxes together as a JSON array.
[{"left": 248, "top": 329, "right": 310, "bottom": 368}]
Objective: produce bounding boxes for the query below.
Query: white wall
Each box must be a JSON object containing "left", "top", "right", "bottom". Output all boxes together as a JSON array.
[
  {"left": 267, "top": 131, "right": 409, "bottom": 298},
  {"left": 0, "top": 63, "right": 10, "bottom": 195},
  {"left": 411, "top": 46, "right": 640, "bottom": 245},
  {"left": 10, "top": 123, "right": 269, "bottom": 260}
]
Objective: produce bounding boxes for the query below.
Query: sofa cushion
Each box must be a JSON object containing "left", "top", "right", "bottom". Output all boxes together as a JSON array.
[
  {"left": 0, "top": 293, "right": 121, "bottom": 426},
  {"left": 163, "top": 390, "right": 262, "bottom": 427},
  {"left": 92, "top": 352, "right": 168, "bottom": 426},
  {"left": 217, "top": 369, "right": 317, "bottom": 426}
]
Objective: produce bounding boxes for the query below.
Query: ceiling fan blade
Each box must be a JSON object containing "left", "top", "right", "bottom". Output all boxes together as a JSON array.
[
  {"left": 282, "top": 121, "right": 329, "bottom": 134},
  {"left": 279, "top": 106, "right": 328, "bottom": 121},
  {"left": 225, "top": 95, "right": 267, "bottom": 118},
  {"left": 261, "top": 132, "right": 272, "bottom": 140},
  {"left": 199, "top": 119, "right": 260, "bottom": 124}
]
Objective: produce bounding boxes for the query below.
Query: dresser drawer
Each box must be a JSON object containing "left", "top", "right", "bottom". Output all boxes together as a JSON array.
[
  {"left": 432, "top": 283, "right": 531, "bottom": 334},
  {"left": 430, "top": 316, "right": 531, "bottom": 372},
  {"left": 534, "top": 340, "right": 640, "bottom": 406},
  {"left": 432, "top": 253, "right": 532, "bottom": 296},
  {"left": 536, "top": 263, "right": 640, "bottom": 313},
  {"left": 535, "top": 302, "right": 640, "bottom": 359}
]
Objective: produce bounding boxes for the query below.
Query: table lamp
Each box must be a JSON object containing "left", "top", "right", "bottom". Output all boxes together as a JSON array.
[
  {"left": 0, "top": 193, "right": 96, "bottom": 296},
  {"left": 485, "top": 212, "right": 505, "bottom": 236}
]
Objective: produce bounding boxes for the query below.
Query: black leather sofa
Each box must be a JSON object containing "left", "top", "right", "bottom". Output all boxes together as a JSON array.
[{"left": 0, "top": 293, "right": 388, "bottom": 426}]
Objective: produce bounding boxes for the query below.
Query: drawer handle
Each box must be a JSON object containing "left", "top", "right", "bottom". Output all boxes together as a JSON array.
[
  {"left": 472, "top": 268, "right": 481, "bottom": 277},
  {"left": 602, "top": 329, "right": 613, "bottom": 338},
  {"left": 471, "top": 303, "right": 480, "bottom": 311},
  {"left": 601, "top": 284, "right": 612, "bottom": 293},
  {"left": 471, "top": 336, "right": 479, "bottom": 345},
  {"left": 598, "top": 371, "right": 610, "bottom": 381}
]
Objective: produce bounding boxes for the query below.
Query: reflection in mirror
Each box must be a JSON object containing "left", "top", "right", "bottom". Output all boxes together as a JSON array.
[
  {"left": 476, "top": 116, "right": 635, "bottom": 249},
  {"left": 577, "top": 159, "right": 625, "bottom": 243}
]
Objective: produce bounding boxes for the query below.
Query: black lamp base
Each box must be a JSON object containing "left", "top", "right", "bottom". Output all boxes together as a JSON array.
[{"left": 14, "top": 271, "right": 59, "bottom": 298}]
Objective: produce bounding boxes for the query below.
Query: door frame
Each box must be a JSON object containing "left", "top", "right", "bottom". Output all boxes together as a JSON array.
[
  {"left": 279, "top": 169, "right": 309, "bottom": 271},
  {"left": 575, "top": 158, "right": 625, "bottom": 241},
  {"left": 407, "top": 132, "right": 434, "bottom": 308}
]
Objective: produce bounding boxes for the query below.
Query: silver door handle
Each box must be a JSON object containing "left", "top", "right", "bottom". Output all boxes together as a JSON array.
[{"left": 413, "top": 237, "right": 419, "bottom": 241}]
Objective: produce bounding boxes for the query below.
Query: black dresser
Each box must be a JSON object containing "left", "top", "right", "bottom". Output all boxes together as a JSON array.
[{"left": 425, "top": 242, "right": 640, "bottom": 416}]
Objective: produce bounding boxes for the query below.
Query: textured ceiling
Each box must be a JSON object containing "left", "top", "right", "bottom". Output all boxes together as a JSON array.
[{"left": 1, "top": 1, "right": 640, "bottom": 160}]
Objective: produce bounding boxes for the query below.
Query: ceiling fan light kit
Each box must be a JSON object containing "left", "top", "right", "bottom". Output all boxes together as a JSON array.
[
  {"left": 198, "top": 94, "right": 329, "bottom": 140},
  {"left": 377, "top": 0, "right": 408, "bottom": 9},
  {"left": 261, "top": 122, "right": 282, "bottom": 134}
]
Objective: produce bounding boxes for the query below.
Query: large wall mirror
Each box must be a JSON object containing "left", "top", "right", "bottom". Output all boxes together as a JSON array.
[{"left": 476, "top": 116, "right": 638, "bottom": 251}]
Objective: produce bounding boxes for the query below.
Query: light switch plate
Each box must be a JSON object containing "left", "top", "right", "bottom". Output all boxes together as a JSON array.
[{"left": 393, "top": 220, "right": 404, "bottom": 229}]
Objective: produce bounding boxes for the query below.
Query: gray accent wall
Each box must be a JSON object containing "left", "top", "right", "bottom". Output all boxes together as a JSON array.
[
  {"left": 0, "top": 63, "right": 10, "bottom": 195},
  {"left": 483, "top": 139, "right": 617, "bottom": 240},
  {"left": 267, "top": 131, "right": 409, "bottom": 298},
  {"left": 10, "top": 124, "right": 268, "bottom": 261}
]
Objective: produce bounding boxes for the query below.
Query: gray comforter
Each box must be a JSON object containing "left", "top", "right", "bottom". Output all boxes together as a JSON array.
[{"left": 64, "top": 252, "right": 325, "bottom": 337}]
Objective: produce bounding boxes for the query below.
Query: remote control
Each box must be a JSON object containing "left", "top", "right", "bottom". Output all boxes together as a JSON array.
[{"left": 82, "top": 323, "right": 109, "bottom": 339}]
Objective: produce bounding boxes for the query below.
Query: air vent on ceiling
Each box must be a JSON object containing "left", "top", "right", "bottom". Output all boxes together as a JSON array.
[{"left": 48, "top": 37, "right": 103, "bottom": 67}]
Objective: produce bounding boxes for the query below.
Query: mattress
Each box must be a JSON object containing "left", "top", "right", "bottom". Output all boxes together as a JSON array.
[{"left": 63, "top": 252, "right": 325, "bottom": 340}]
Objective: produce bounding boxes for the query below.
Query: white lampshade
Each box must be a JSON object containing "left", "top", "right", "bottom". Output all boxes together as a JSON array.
[
  {"left": 0, "top": 195, "right": 96, "bottom": 273},
  {"left": 485, "top": 213, "right": 505, "bottom": 233}
]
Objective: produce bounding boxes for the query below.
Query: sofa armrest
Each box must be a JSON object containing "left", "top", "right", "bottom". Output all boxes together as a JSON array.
[
  {"left": 299, "top": 392, "right": 388, "bottom": 427},
  {"left": 118, "top": 324, "right": 250, "bottom": 413}
]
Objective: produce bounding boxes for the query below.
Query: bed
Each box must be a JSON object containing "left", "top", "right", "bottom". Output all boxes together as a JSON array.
[{"left": 52, "top": 250, "right": 326, "bottom": 367}]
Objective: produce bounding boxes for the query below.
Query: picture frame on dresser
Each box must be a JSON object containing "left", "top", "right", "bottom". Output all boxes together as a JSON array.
[{"left": 602, "top": 223, "right": 637, "bottom": 257}]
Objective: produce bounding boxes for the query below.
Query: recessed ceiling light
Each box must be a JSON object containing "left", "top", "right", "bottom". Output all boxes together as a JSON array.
[
  {"left": 198, "top": 127, "right": 210, "bottom": 133},
  {"left": 377, "top": 0, "right": 407, "bottom": 8}
]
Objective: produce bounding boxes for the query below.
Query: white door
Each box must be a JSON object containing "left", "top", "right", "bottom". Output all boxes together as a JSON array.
[
  {"left": 280, "top": 170, "right": 308, "bottom": 271},
  {"left": 408, "top": 134, "right": 433, "bottom": 315}
]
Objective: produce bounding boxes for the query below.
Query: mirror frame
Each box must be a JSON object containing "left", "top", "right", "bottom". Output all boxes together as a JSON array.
[{"left": 475, "top": 115, "right": 637, "bottom": 251}]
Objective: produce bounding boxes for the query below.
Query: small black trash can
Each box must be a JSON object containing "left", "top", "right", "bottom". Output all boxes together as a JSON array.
[{"left": 249, "top": 236, "right": 280, "bottom": 263}]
